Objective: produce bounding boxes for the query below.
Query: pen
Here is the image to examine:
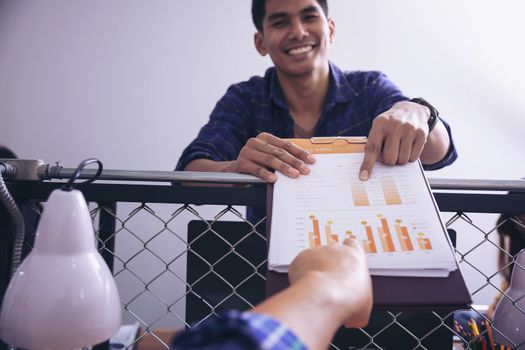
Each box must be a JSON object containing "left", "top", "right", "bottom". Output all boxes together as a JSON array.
[
  {"left": 467, "top": 320, "right": 476, "bottom": 340},
  {"left": 481, "top": 337, "right": 487, "bottom": 350},
  {"left": 470, "top": 318, "right": 481, "bottom": 337},
  {"left": 483, "top": 320, "right": 496, "bottom": 350}
]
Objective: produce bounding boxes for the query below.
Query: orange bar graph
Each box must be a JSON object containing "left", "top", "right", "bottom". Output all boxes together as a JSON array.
[
  {"left": 417, "top": 233, "right": 432, "bottom": 250},
  {"left": 379, "top": 215, "right": 395, "bottom": 253},
  {"left": 308, "top": 232, "right": 316, "bottom": 248},
  {"left": 381, "top": 176, "right": 402, "bottom": 205},
  {"left": 309, "top": 215, "right": 321, "bottom": 247},
  {"left": 325, "top": 220, "right": 338, "bottom": 244},
  {"left": 360, "top": 221, "right": 377, "bottom": 254},
  {"left": 394, "top": 219, "right": 414, "bottom": 252},
  {"left": 345, "top": 230, "right": 356, "bottom": 240},
  {"left": 306, "top": 214, "right": 426, "bottom": 254},
  {"left": 351, "top": 180, "right": 370, "bottom": 206}
]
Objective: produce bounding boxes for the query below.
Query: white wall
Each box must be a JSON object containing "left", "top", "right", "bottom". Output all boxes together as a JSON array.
[
  {"left": 1, "top": 0, "right": 524, "bottom": 324},
  {"left": 1, "top": 1, "right": 524, "bottom": 176}
]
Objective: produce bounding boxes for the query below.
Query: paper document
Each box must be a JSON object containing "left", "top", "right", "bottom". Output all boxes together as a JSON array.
[{"left": 268, "top": 137, "right": 458, "bottom": 277}]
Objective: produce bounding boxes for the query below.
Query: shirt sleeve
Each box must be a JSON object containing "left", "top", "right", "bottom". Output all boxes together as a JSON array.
[
  {"left": 175, "top": 85, "right": 252, "bottom": 171},
  {"left": 365, "top": 71, "right": 408, "bottom": 117},
  {"left": 421, "top": 116, "right": 458, "bottom": 170},
  {"left": 170, "top": 310, "right": 307, "bottom": 350}
]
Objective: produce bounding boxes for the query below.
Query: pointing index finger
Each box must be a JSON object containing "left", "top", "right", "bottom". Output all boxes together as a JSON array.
[{"left": 359, "top": 131, "right": 383, "bottom": 181}]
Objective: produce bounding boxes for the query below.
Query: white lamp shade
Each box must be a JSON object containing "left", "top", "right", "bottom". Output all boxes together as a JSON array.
[
  {"left": 0, "top": 189, "right": 121, "bottom": 349},
  {"left": 492, "top": 248, "right": 525, "bottom": 349}
]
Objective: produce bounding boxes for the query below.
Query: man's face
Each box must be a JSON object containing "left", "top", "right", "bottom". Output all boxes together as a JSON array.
[{"left": 254, "top": 0, "right": 335, "bottom": 78}]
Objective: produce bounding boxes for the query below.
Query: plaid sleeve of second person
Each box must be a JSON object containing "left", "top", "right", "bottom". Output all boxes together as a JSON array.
[{"left": 170, "top": 310, "right": 307, "bottom": 350}]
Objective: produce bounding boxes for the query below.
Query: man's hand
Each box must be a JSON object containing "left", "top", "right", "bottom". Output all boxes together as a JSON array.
[
  {"left": 288, "top": 238, "right": 373, "bottom": 328},
  {"left": 359, "top": 101, "right": 430, "bottom": 181},
  {"left": 230, "top": 132, "right": 315, "bottom": 183}
]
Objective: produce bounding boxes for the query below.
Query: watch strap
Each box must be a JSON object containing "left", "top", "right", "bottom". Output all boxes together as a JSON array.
[{"left": 409, "top": 97, "right": 439, "bottom": 133}]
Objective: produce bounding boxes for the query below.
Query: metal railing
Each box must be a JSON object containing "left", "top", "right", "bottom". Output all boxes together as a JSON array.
[{"left": 1, "top": 164, "right": 525, "bottom": 350}]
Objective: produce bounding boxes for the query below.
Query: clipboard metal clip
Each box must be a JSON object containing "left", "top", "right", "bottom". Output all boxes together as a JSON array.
[{"left": 310, "top": 136, "right": 367, "bottom": 145}]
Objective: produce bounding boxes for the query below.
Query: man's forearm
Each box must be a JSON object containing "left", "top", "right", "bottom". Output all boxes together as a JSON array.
[
  {"left": 184, "top": 158, "right": 236, "bottom": 173},
  {"left": 420, "top": 119, "right": 450, "bottom": 165}
]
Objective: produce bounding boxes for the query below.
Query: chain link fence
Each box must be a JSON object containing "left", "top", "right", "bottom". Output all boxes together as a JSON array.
[{"left": 1, "top": 173, "right": 525, "bottom": 350}]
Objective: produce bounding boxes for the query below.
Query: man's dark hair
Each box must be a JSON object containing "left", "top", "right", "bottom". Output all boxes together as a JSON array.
[{"left": 251, "top": 0, "right": 329, "bottom": 32}]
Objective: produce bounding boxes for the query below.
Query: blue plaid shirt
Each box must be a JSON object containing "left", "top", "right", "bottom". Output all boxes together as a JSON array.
[
  {"left": 176, "top": 62, "right": 457, "bottom": 222},
  {"left": 176, "top": 62, "right": 457, "bottom": 171},
  {"left": 171, "top": 311, "right": 306, "bottom": 350}
]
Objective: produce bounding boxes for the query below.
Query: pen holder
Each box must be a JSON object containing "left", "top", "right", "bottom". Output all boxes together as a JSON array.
[{"left": 493, "top": 248, "right": 525, "bottom": 349}]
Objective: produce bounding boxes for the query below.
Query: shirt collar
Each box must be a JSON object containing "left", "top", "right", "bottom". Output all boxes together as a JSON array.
[
  {"left": 267, "top": 61, "right": 357, "bottom": 109},
  {"left": 267, "top": 68, "right": 288, "bottom": 109}
]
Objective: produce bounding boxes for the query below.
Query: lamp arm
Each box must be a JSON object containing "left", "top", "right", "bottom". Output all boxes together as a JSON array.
[{"left": 0, "top": 162, "right": 26, "bottom": 276}]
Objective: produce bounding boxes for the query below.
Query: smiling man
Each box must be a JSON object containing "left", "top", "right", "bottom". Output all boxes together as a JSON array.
[
  {"left": 175, "top": 1, "right": 458, "bottom": 348},
  {"left": 176, "top": 0, "right": 457, "bottom": 185}
]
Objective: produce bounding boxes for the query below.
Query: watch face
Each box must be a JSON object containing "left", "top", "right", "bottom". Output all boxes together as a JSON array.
[{"left": 428, "top": 114, "right": 438, "bottom": 132}]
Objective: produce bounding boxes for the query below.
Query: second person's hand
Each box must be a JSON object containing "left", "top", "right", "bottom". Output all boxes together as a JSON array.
[{"left": 288, "top": 237, "right": 373, "bottom": 328}]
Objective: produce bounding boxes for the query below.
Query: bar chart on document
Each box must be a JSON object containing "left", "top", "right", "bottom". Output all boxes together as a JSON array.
[{"left": 269, "top": 152, "right": 457, "bottom": 277}]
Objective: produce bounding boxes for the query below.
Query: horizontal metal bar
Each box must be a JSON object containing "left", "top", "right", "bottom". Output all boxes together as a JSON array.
[
  {"left": 0, "top": 159, "right": 46, "bottom": 181},
  {"left": 44, "top": 166, "right": 525, "bottom": 192},
  {"left": 428, "top": 178, "right": 525, "bottom": 192},
  {"left": 44, "top": 167, "right": 265, "bottom": 185},
  {"left": 434, "top": 192, "right": 525, "bottom": 213},
  {"left": 7, "top": 182, "right": 267, "bottom": 207},
  {"left": 4, "top": 158, "right": 524, "bottom": 191},
  {"left": 6, "top": 181, "right": 524, "bottom": 213}
]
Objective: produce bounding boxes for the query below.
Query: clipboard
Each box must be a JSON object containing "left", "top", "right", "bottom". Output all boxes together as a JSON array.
[
  {"left": 265, "top": 137, "right": 472, "bottom": 310},
  {"left": 290, "top": 136, "right": 367, "bottom": 154}
]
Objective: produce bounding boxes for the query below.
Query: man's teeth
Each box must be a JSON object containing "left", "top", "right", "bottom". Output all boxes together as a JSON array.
[{"left": 288, "top": 45, "right": 313, "bottom": 56}]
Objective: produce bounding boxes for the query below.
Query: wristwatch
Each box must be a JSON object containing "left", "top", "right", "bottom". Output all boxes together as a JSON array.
[{"left": 409, "top": 97, "right": 439, "bottom": 133}]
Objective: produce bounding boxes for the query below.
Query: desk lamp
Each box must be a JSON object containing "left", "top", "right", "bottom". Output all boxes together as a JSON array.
[
  {"left": 0, "top": 159, "right": 121, "bottom": 349},
  {"left": 493, "top": 248, "right": 525, "bottom": 349}
]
